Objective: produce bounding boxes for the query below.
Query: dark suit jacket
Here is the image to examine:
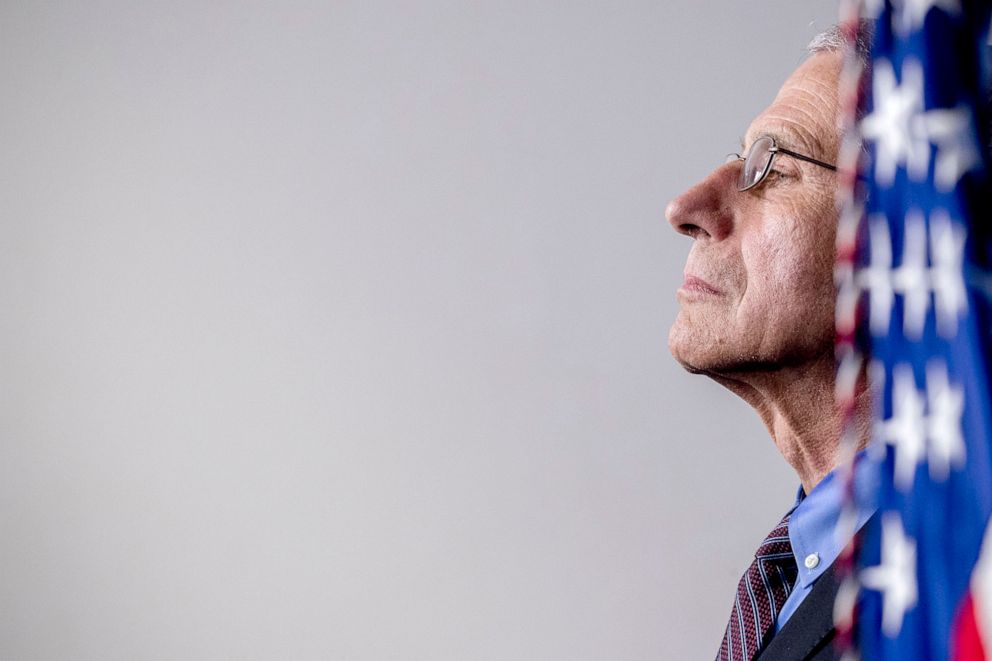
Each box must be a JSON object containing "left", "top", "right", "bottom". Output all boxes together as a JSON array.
[{"left": 756, "top": 564, "right": 842, "bottom": 661}]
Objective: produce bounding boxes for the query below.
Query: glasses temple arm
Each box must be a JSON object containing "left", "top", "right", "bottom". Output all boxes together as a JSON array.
[{"left": 773, "top": 147, "right": 837, "bottom": 172}]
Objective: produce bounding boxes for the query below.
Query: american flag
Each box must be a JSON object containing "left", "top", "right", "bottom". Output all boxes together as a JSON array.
[{"left": 837, "top": 0, "right": 992, "bottom": 658}]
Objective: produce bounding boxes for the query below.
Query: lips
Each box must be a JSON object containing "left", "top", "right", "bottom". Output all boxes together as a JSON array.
[{"left": 681, "top": 274, "right": 723, "bottom": 296}]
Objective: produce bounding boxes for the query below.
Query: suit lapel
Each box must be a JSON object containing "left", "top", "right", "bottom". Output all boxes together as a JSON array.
[{"left": 756, "top": 564, "right": 841, "bottom": 661}]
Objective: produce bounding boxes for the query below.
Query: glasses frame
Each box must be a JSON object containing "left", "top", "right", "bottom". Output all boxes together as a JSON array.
[{"left": 730, "top": 135, "right": 837, "bottom": 191}]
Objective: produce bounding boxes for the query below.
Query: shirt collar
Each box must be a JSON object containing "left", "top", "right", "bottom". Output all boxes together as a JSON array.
[{"left": 787, "top": 452, "right": 879, "bottom": 588}]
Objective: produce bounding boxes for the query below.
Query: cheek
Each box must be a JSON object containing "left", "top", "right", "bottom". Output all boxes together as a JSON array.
[
  {"left": 740, "top": 222, "right": 798, "bottom": 301},
  {"left": 741, "top": 213, "right": 836, "bottom": 319}
]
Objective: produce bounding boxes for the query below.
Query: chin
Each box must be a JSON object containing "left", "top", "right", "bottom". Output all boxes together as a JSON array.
[
  {"left": 668, "top": 319, "right": 719, "bottom": 374},
  {"left": 668, "top": 318, "right": 763, "bottom": 375}
]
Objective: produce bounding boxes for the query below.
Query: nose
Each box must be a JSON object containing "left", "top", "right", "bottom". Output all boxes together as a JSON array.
[{"left": 665, "top": 163, "right": 738, "bottom": 241}]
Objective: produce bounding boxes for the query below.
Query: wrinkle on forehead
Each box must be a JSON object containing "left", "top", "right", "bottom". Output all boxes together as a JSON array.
[{"left": 742, "top": 53, "right": 842, "bottom": 163}]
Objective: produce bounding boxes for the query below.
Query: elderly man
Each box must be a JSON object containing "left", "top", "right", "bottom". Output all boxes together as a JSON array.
[{"left": 666, "top": 27, "right": 876, "bottom": 661}]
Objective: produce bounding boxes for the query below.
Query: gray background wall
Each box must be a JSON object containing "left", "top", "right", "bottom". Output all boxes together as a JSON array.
[{"left": 1, "top": 2, "right": 840, "bottom": 659}]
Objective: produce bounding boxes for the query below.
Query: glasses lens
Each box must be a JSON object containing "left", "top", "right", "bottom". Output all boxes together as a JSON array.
[{"left": 739, "top": 136, "right": 774, "bottom": 190}]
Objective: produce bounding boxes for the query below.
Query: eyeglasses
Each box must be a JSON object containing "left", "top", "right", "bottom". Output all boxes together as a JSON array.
[{"left": 729, "top": 135, "right": 837, "bottom": 191}]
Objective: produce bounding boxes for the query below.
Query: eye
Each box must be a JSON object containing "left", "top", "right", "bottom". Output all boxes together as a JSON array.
[{"left": 765, "top": 169, "right": 792, "bottom": 183}]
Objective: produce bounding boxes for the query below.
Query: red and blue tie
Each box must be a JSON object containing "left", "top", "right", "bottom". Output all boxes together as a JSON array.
[{"left": 717, "top": 512, "right": 799, "bottom": 660}]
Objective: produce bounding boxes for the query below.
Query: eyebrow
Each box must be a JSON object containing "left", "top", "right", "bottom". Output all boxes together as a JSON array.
[{"left": 742, "top": 127, "right": 823, "bottom": 160}]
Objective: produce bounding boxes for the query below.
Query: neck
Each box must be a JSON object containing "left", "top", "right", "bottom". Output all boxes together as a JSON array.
[{"left": 708, "top": 355, "right": 873, "bottom": 494}]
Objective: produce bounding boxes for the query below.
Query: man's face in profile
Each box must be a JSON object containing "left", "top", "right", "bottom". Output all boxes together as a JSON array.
[{"left": 667, "top": 51, "right": 844, "bottom": 376}]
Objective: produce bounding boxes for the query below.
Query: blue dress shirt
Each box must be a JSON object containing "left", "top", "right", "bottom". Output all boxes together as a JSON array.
[{"left": 774, "top": 453, "right": 878, "bottom": 633}]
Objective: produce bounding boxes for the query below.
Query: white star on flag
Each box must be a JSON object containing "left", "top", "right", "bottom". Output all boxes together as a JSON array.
[
  {"left": 893, "top": 210, "right": 931, "bottom": 339},
  {"left": 882, "top": 364, "right": 928, "bottom": 492},
  {"left": 861, "top": 513, "right": 919, "bottom": 637},
  {"left": 929, "top": 209, "right": 968, "bottom": 337},
  {"left": 925, "top": 360, "right": 966, "bottom": 480},
  {"left": 892, "top": 0, "right": 962, "bottom": 36},
  {"left": 862, "top": 58, "right": 930, "bottom": 186},
  {"left": 922, "top": 106, "right": 981, "bottom": 192},
  {"left": 862, "top": 214, "right": 896, "bottom": 337}
]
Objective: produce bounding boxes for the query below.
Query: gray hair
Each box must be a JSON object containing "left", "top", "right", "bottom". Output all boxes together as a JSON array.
[{"left": 806, "top": 21, "right": 874, "bottom": 70}]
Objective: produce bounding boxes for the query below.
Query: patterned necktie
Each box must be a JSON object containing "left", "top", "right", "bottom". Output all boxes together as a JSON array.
[{"left": 716, "top": 512, "right": 799, "bottom": 661}]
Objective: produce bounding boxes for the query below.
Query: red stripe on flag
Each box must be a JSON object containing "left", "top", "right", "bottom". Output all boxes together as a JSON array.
[{"left": 953, "top": 592, "right": 986, "bottom": 661}]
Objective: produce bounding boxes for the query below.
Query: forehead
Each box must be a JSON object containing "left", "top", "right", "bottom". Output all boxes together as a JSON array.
[{"left": 743, "top": 51, "right": 843, "bottom": 162}]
